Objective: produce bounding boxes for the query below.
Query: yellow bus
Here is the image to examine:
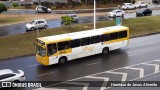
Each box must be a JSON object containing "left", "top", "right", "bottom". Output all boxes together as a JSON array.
[{"left": 36, "top": 26, "right": 129, "bottom": 66}]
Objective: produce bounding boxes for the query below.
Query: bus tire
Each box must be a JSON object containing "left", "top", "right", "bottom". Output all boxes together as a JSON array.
[
  {"left": 102, "top": 47, "right": 109, "bottom": 55},
  {"left": 59, "top": 57, "right": 67, "bottom": 64}
]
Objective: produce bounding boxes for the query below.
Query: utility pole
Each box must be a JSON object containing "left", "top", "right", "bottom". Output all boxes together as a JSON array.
[{"left": 94, "top": 0, "right": 96, "bottom": 30}]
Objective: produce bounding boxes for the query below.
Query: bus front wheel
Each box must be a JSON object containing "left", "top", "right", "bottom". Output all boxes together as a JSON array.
[
  {"left": 59, "top": 57, "right": 67, "bottom": 64},
  {"left": 102, "top": 47, "right": 109, "bottom": 55}
]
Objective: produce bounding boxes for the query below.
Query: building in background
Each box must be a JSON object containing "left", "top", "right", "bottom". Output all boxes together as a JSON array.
[{"left": 31, "top": 0, "right": 81, "bottom": 4}]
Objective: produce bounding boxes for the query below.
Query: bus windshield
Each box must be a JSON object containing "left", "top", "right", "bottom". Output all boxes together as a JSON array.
[{"left": 36, "top": 45, "right": 46, "bottom": 57}]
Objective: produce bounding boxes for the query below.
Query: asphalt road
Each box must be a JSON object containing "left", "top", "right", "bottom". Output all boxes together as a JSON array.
[
  {"left": 0, "top": 8, "right": 160, "bottom": 37},
  {"left": 0, "top": 33, "right": 160, "bottom": 90}
]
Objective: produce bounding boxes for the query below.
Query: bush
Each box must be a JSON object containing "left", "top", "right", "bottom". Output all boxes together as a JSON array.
[
  {"left": 55, "top": 2, "right": 68, "bottom": 9},
  {"left": 123, "top": 0, "right": 132, "bottom": 3},
  {"left": 51, "top": 6, "right": 56, "bottom": 10},
  {"left": 0, "top": 3, "right": 7, "bottom": 13},
  {"left": 33, "top": 2, "right": 39, "bottom": 5},
  {"left": 41, "top": 2, "right": 54, "bottom": 8},
  {"left": 61, "top": 16, "right": 74, "bottom": 25},
  {"left": 12, "top": 3, "right": 19, "bottom": 7},
  {"left": 99, "top": 0, "right": 107, "bottom": 4}
]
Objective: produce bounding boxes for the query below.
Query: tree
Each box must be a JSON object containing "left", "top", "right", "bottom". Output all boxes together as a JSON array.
[
  {"left": 12, "top": 3, "right": 19, "bottom": 8},
  {"left": 61, "top": 16, "right": 74, "bottom": 26},
  {"left": 0, "top": 3, "right": 7, "bottom": 13}
]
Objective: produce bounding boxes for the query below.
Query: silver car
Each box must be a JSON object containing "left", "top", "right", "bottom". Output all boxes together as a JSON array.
[{"left": 25, "top": 19, "right": 48, "bottom": 31}]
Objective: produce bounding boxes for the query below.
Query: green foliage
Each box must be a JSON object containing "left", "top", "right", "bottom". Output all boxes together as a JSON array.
[
  {"left": 12, "top": 3, "right": 19, "bottom": 7},
  {"left": 123, "top": 0, "right": 132, "bottom": 3},
  {"left": 51, "top": 6, "right": 56, "bottom": 10},
  {"left": 61, "top": 16, "right": 74, "bottom": 25},
  {"left": 131, "top": 0, "right": 135, "bottom": 4},
  {"left": 99, "top": 0, "right": 107, "bottom": 4},
  {"left": 0, "top": 3, "right": 7, "bottom": 13}
]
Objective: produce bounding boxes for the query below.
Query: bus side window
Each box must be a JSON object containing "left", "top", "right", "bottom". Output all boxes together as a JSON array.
[
  {"left": 58, "top": 41, "right": 70, "bottom": 51},
  {"left": 81, "top": 37, "right": 90, "bottom": 46},
  {"left": 101, "top": 34, "right": 109, "bottom": 42},
  {"left": 110, "top": 32, "right": 118, "bottom": 40},
  {"left": 70, "top": 39, "right": 80, "bottom": 48},
  {"left": 91, "top": 35, "right": 100, "bottom": 44},
  {"left": 47, "top": 43, "right": 57, "bottom": 56},
  {"left": 119, "top": 30, "right": 127, "bottom": 38}
]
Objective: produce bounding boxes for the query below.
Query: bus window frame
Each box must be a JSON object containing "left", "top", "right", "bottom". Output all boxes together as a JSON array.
[
  {"left": 47, "top": 43, "right": 57, "bottom": 56},
  {"left": 58, "top": 41, "right": 70, "bottom": 51},
  {"left": 36, "top": 44, "right": 47, "bottom": 57}
]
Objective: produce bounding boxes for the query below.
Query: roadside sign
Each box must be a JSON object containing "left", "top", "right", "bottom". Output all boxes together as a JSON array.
[{"left": 116, "top": 17, "right": 122, "bottom": 26}]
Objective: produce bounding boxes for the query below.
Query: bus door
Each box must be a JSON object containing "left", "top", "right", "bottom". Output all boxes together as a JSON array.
[{"left": 47, "top": 43, "right": 58, "bottom": 64}]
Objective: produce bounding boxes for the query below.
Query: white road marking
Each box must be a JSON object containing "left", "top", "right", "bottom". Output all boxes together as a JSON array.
[
  {"left": 128, "top": 53, "right": 140, "bottom": 57},
  {"left": 106, "top": 71, "right": 127, "bottom": 81},
  {"left": 130, "top": 71, "right": 160, "bottom": 81},
  {"left": 65, "top": 82, "right": 89, "bottom": 90},
  {"left": 124, "top": 67, "right": 144, "bottom": 78},
  {"left": 87, "top": 62, "right": 101, "bottom": 66},
  {"left": 127, "top": 45, "right": 160, "bottom": 55},
  {"left": 27, "top": 64, "right": 39, "bottom": 67},
  {"left": 142, "top": 63, "right": 160, "bottom": 73},
  {"left": 85, "top": 76, "right": 109, "bottom": 90},
  {"left": 34, "top": 88, "right": 67, "bottom": 90},
  {"left": 37, "top": 71, "right": 55, "bottom": 77},
  {"left": 38, "top": 59, "right": 160, "bottom": 89}
]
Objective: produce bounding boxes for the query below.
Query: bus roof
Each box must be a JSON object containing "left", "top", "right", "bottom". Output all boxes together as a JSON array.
[{"left": 38, "top": 26, "right": 129, "bottom": 44}]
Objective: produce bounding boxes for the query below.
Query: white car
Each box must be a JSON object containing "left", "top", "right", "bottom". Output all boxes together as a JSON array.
[
  {"left": 134, "top": 1, "right": 148, "bottom": 8},
  {"left": 25, "top": 19, "right": 48, "bottom": 31},
  {"left": 108, "top": 10, "right": 125, "bottom": 18},
  {"left": 122, "top": 3, "right": 136, "bottom": 10},
  {"left": 0, "top": 69, "right": 25, "bottom": 82},
  {"left": 36, "top": 5, "right": 51, "bottom": 13}
]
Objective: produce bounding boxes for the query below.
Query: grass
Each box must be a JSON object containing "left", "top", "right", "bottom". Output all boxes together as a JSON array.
[
  {"left": 10, "top": 4, "right": 118, "bottom": 10},
  {"left": 0, "top": 17, "right": 23, "bottom": 24},
  {"left": 0, "top": 15, "right": 160, "bottom": 60}
]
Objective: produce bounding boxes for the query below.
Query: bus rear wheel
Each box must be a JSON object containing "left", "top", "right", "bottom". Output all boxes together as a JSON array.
[
  {"left": 102, "top": 47, "right": 109, "bottom": 55},
  {"left": 59, "top": 57, "right": 67, "bottom": 64}
]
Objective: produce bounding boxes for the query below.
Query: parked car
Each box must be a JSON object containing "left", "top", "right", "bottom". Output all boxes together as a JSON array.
[
  {"left": 134, "top": 1, "right": 148, "bottom": 8},
  {"left": 35, "top": 5, "right": 51, "bottom": 13},
  {"left": 25, "top": 19, "right": 48, "bottom": 31},
  {"left": 61, "top": 12, "right": 79, "bottom": 23},
  {"left": 0, "top": 69, "right": 25, "bottom": 82},
  {"left": 136, "top": 8, "right": 152, "bottom": 17},
  {"left": 122, "top": 3, "right": 136, "bottom": 10},
  {"left": 108, "top": 9, "right": 125, "bottom": 18}
]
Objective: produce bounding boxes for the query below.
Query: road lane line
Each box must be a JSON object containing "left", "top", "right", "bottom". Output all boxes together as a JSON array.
[
  {"left": 128, "top": 53, "right": 140, "bottom": 57},
  {"left": 127, "top": 46, "right": 160, "bottom": 55},
  {"left": 85, "top": 76, "right": 109, "bottom": 90},
  {"left": 106, "top": 71, "right": 127, "bottom": 81},
  {"left": 130, "top": 71, "right": 160, "bottom": 81},
  {"left": 87, "top": 62, "right": 101, "bottom": 66},
  {"left": 123, "top": 67, "right": 144, "bottom": 78},
  {"left": 34, "top": 88, "right": 67, "bottom": 90},
  {"left": 27, "top": 64, "right": 39, "bottom": 68},
  {"left": 65, "top": 82, "right": 89, "bottom": 90},
  {"left": 142, "top": 63, "right": 160, "bottom": 73},
  {"left": 37, "top": 71, "right": 55, "bottom": 77}
]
